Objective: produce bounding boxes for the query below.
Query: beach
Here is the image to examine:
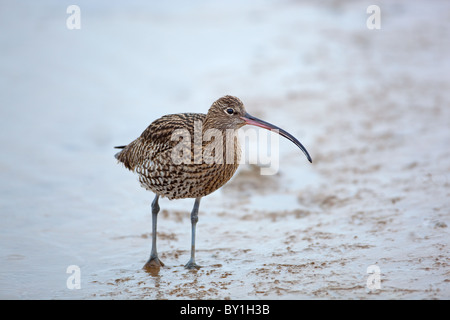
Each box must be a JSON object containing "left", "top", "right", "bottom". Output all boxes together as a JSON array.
[{"left": 0, "top": 0, "right": 449, "bottom": 299}]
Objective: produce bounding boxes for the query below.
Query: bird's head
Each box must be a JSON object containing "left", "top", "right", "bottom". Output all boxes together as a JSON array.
[
  {"left": 206, "top": 95, "right": 312, "bottom": 163},
  {"left": 206, "top": 95, "right": 248, "bottom": 130}
]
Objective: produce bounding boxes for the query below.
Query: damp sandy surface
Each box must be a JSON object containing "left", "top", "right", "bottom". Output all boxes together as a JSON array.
[{"left": 0, "top": 0, "right": 449, "bottom": 299}]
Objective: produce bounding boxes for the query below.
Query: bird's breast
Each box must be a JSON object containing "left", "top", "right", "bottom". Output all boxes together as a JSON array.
[{"left": 137, "top": 129, "right": 242, "bottom": 200}]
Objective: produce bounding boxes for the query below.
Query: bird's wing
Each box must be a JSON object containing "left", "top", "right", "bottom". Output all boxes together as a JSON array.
[{"left": 115, "top": 113, "right": 206, "bottom": 171}]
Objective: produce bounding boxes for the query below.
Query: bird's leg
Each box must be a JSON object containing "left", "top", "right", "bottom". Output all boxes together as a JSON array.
[
  {"left": 184, "top": 197, "right": 202, "bottom": 269},
  {"left": 144, "top": 194, "right": 164, "bottom": 268}
]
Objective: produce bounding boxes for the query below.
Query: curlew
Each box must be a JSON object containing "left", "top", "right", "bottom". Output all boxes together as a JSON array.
[{"left": 115, "top": 95, "right": 311, "bottom": 269}]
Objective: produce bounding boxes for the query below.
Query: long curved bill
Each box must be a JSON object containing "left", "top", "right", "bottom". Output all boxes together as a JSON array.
[{"left": 241, "top": 112, "right": 312, "bottom": 163}]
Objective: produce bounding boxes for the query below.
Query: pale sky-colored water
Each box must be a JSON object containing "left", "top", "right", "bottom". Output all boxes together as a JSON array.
[{"left": 1, "top": 0, "right": 449, "bottom": 299}]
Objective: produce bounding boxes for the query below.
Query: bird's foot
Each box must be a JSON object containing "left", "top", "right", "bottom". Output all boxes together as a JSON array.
[
  {"left": 184, "top": 259, "right": 201, "bottom": 270},
  {"left": 143, "top": 256, "right": 165, "bottom": 270}
]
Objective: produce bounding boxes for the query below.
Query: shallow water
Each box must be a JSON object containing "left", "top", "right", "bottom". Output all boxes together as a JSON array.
[{"left": 1, "top": 0, "right": 449, "bottom": 299}]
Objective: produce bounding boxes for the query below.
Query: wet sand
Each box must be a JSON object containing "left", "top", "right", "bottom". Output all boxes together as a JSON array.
[{"left": 0, "top": 0, "right": 449, "bottom": 299}]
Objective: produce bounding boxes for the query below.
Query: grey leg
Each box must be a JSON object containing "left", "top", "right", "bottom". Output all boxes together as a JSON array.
[
  {"left": 184, "top": 197, "right": 201, "bottom": 269},
  {"left": 144, "top": 194, "right": 164, "bottom": 268}
]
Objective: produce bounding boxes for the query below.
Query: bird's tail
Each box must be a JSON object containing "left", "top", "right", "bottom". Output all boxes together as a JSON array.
[
  {"left": 114, "top": 145, "right": 126, "bottom": 159},
  {"left": 114, "top": 140, "right": 140, "bottom": 171}
]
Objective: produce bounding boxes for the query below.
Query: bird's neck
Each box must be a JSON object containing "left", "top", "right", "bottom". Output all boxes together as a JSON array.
[
  {"left": 199, "top": 116, "right": 241, "bottom": 165},
  {"left": 201, "top": 114, "right": 219, "bottom": 132}
]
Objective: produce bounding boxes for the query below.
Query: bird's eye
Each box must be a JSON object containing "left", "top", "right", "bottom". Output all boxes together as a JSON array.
[{"left": 226, "top": 108, "right": 234, "bottom": 115}]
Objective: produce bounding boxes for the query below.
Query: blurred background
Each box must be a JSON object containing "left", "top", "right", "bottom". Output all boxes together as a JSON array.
[{"left": 0, "top": 0, "right": 449, "bottom": 299}]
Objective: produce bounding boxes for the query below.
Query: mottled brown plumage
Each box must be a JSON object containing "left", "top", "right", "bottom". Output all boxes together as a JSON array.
[
  {"left": 115, "top": 95, "right": 311, "bottom": 269},
  {"left": 115, "top": 96, "right": 244, "bottom": 200}
]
